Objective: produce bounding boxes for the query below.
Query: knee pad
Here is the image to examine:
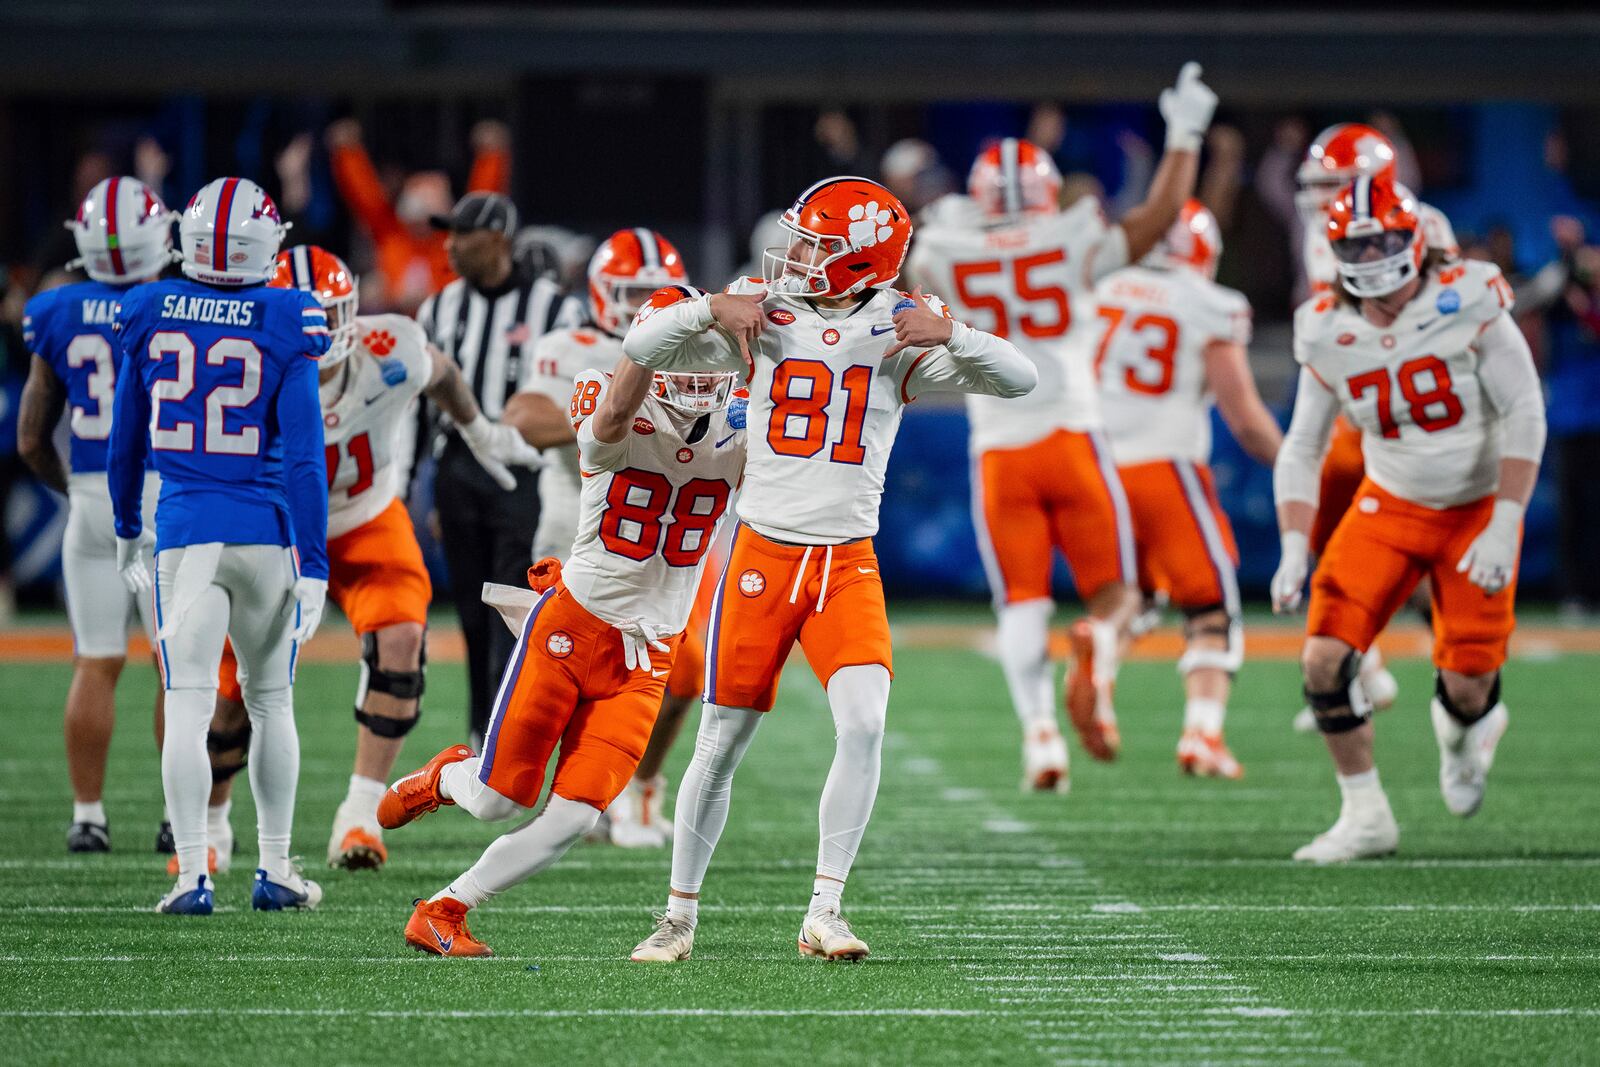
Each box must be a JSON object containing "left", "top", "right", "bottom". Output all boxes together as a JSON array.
[
  {"left": 1304, "top": 649, "right": 1373, "bottom": 734},
  {"left": 1177, "top": 605, "right": 1242, "bottom": 675},
  {"left": 357, "top": 630, "right": 427, "bottom": 702},
  {"left": 355, "top": 705, "right": 422, "bottom": 739},
  {"left": 1435, "top": 670, "right": 1500, "bottom": 726},
  {"left": 206, "top": 722, "right": 251, "bottom": 783}
]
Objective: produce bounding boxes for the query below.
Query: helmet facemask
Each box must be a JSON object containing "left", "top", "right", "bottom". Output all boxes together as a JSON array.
[
  {"left": 655, "top": 371, "right": 736, "bottom": 418},
  {"left": 1332, "top": 225, "right": 1423, "bottom": 298},
  {"left": 763, "top": 223, "right": 854, "bottom": 298},
  {"left": 1295, "top": 180, "right": 1343, "bottom": 230},
  {"left": 593, "top": 277, "right": 668, "bottom": 336},
  {"left": 321, "top": 286, "right": 361, "bottom": 367}
]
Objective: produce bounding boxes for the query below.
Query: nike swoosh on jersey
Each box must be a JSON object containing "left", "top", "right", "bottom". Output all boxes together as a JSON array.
[
  {"left": 651, "top": 669, "right": 669, "bottom": 679},
  {"left": 869, "top": 325, "right": 895, "bottom": 336},
  {"left": 1414, "top": 318, "right": 1438, "bottom": 330},
  {"left": 363, "top": 392, "right": 387, "bottom": 406},
  {"left": 427, "top": 920, "right": 454, "bottom": 953},
  {"left": 716, "top": 432, "right": 738, "bottom": 448}
]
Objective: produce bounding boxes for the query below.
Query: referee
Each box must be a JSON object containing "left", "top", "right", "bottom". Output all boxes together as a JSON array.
[{"left": 418, "top": 191, "right": 582, "bottom": 745}]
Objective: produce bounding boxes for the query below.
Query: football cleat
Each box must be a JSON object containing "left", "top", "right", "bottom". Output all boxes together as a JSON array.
[
  {"left": 1431, "top": 700, "right": 1508, "bottom": 819},
  {"left": 378, "top": 744, "right": 474, "bottom": 830},
  {"left": 1292, "top": 806, "right": 1399, "bottom": 864},
  {"left": 631, "top": 913, "right": 695, "bottom": 962},
  {"left": 67, "top": 821, "right": 110, "bottom": 853},
  {"left": 1177, "top": 730, "right": 1244, "bottom": 780},
  {"left": 252, "top": 866, "right": 323, "bottom": 911},
  {"left": 327, "top": 804, "right": 387, "bottom": 869},
  {"left": 1064, "top": 620, "right": 1119, "bottom": 761},
  {"left": 155, "top": 821, "right": 175, "bottom": 854},
  {"left": 1291, "top": 706, "right": 1318, "bottom": 734},
  {"left": 1022, "top": 727, "right": 1069, "bottom": 793},
  {"left": 1361, "top": 650, "right": 1400, "bottom": 711},
  {"left": 167, "top": 847, "right": 221, "bottom": 877},
  {"left": 405, "top": 897, "right": 493, "bottom": 957},
  {"left": 799, "top": 909, "right": 869, "bottom": 962},
  {"left": 156, "top": 875, "right": 214, "bottom": 916},
  {"left": 609, "top": 778, "right": 669, "bottom": 849}
]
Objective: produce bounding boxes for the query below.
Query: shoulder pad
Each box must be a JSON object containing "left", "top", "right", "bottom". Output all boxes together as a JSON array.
[
  {"left": 723, "top": 276, "right": 768, "bottom": 296},
  {"left": 1432, "top": 259, "right": 1513, "bottom": 322},
  {"left": 21, "top": 288, "right": 58, "bottom": 348},
  {"left": 918, "top": 193, "right": 984, "bottom": 231},
  {"left": 1291, "top": 292, "right": 1345, "bottom": 361},
  {"left": 568, "top": 368, "right": 611, "bottom": 428}
]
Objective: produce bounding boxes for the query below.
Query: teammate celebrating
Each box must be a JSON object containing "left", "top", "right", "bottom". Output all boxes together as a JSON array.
[
  {"left": 624, "top": 177, "right": 1034, "bottom": 963},
  {"left": 1271, "top": 175, "right": 1545, "bottom": 862},
  {"left": 378, "top": 351, "right": 744, "bottom": 957},
  {"left": 1094, "top": 200, "right": 1281, "bottom": 778},
  {"left": 907, "top": 63, "right": 1217, "bottom": 789},
  {"left": 19, "top": 176, "right": 173, "bottom": 853},
  {"left": 197, "top": 244, "right": 543, "bottom": 872},
  {"left": 108, "top": 177, "right": 331, "bottom": 914}
]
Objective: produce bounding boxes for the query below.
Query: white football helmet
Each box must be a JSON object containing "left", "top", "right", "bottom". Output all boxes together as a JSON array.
[
  {"left": 179, "top": 177, "right": 290, "bottom": 286},
  {"left": 65, "top": 176, "right": 175, "bottom": 284}
]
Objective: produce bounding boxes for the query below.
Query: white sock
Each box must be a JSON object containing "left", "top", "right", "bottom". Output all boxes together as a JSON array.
[
  {"left": 162, "top": 688, "right": 216, "bottom": 884},
  {"left": 439, "top": 758, "right": 525, "bottom": 822},
  {"left": 207, "top": 800, "right": 232, "bottom": 847},
  {"left": 816, "top": 665, "right": 889, "bottom": 883},
  {"left": 1337, "top": 768, "right": 1387, "bottom": 819},
  {"left": 1184, "top": 698, "right": 1226, "bottom": 735},
  {"left": 447, "top": 795, "right": 599, "bottom": 902},
  {"left": 995, "top": 599, "right": 1056, "bottom": 732},
  {"left": 669, "top": 703, "right": 764, "bottom": 895},
  {"left": 432, "top": 871, "right": 490, "bottom": 909},
  {"left": 344, "top": 774, "right": 386, "bottom": 823},
  {"left": 73, "top": 801, "right": 107, "bottom": 826},
  {"left": 245, "top": 686, "right": 300, "bottom": 879},
  {"left": 1088, "top": 617, "right": 1121, "bottom": 689},
  {"left": 809, "top": 876, "right": 844, "bottom": 917},
  {"left": 666, "top": 895, "right": 698, "bottom": 928}
]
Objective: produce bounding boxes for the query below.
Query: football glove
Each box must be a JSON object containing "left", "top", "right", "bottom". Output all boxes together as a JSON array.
[
  {"left": 617, "top": 618, "right": 671, "bottom": 674},
  {"left": 459, "top": 414, "right": 544, "bottom": 492},
  {"left": 289, "top": 577, "right": 328, "bottom": 644},
  {"left": 1456, "top": 499, "right": 1523, "bottom": 595},
  {"left": 1270, "top": 530, "right": 1310, "bottom": 614},
  {"left": 116, "top": 535, "right": 154, "bottom": 596},
  {"left": 1159, "top": 62, "right": 1217, "bottom": 152}
]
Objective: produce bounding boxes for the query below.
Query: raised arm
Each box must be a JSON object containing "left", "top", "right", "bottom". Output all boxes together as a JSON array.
[
  {"left": 621, "top": 288, "right": 751, "bottom": 376},
  {"left": 326, "top": 120, "right": 400, "bottom": 244},
  {"left": 18, "top": 355, "right": 68, "bottom": 493},
  {"left": 1205, "top": 339, "right": 1283, "bottom": 467},
  {"left": 1116, "top": 63, "right": 1216, "bottom": 263},
  {"left": 590, "top": 357, "right": 657, "bottom": 444}
]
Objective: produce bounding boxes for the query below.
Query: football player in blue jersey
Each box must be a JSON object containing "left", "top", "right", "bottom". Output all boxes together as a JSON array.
[
  {"left": 108, "top": 177, "right": 332, "bottom": 915},
  {"left": 19, "top": 176, "right": 175, "bottom": 855}
]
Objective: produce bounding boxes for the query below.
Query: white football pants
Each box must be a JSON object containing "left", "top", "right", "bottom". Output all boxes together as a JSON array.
[{"left": 62, "top": 473, "right": 160, "bottom": 657}]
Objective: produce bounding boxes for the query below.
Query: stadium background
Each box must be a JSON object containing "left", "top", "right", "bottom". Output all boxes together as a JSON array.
[{"left": 2, "top": 1, "right": 1598, "bottom": 604}]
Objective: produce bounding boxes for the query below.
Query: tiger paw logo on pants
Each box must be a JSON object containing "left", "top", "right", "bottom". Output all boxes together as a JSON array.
[
  {"left": 739, "top": 570, "right": 766, "bottom": 597},
  {"left": 848, "top": 201, "right": 894, "bottom": 249}
]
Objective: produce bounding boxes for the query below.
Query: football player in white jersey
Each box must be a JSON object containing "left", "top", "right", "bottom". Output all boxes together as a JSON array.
[
  {"left": 504, "top": 228, "right": 717, "bottom": 848},
  {"left": 1095, "top": 200, "right": 1282, "bottom": 778},
  {"left": 1291, "top": 123, "right": 1462, "bottom": 729},
  {"left": 377, "top": 349, "right": 744, "bottom": 957},
  {"left": 907, "top": 62, "right": 1218, "bottom": 789},
  {"left": 194, "top": 245, "right": 541, "bottom": 875},
  {"left": 624, "top": 177, "right": 1034, "bottom": 963},
  {"left": 1271, "top": 176, "right": 1545, "bottom": 863}
]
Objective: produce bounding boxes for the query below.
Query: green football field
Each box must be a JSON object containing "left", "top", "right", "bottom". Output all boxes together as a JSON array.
[{"left": 3, "top": 615, "right": 1598, "bottom": 1066}]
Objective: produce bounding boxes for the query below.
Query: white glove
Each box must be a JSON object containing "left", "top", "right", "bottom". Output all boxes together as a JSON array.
[
  {"left": 116, "top": 536, "right": 153, "bottom": 596},
  {"left": 1271, "top": 530, "right": 1310, "bottom": 614},
  {"left": 617, "top": 618, "right": 671, "bottom": 674},
  {"left": 1456, "top": 499, "right": 1523, "bottom": 595},
  {"left": 459, "top": 414, "right": 544, "bottom": 492},
  {"left": 289, "top": 577, "right": 328, "bottom": 644},
  {"left": 1159, "top": 61, "right": 1217, "bottom": 152}
]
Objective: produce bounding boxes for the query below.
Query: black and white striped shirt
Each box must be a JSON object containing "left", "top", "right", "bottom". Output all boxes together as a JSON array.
[{"left": 417, "top": 265, "right": 584, "bottom": 421}]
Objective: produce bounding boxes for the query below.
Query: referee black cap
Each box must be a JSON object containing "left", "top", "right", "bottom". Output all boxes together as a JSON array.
[{"left": 430, "top": 192, "right": 519, "bottom": 237}]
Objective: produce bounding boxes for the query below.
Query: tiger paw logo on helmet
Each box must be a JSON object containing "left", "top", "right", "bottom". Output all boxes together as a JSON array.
[
  {"left": 365, "top": 330, "right": 396, "bottom": 356},
  {"left": 848, "top": 201, "right": 895, "bottom": 249}
]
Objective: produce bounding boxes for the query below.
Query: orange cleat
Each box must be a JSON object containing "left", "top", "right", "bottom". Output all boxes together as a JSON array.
[
  {"left": 1177, "top": 730, "right": 1244, "bottom": 780},
  {"left": 404, "top": 897, "right": 493, "bottom": 957},
  {"left": 1065, "top": 620, "right": 1119, "bottom": 762},
  {"left": 378, "top": 744, "right": 474, "bottom": 830},
  {"left": 330, "top": 826, "right": 388, "bottom": 870},
  {"left": 166, "top": 847, "right": 219, "bottom": 877}
]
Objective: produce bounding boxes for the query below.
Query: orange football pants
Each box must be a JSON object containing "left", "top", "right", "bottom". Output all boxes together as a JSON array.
[
  {"left": 972, "top": 428, "right": 1136, "bottom": 604},
  {"left": 1311, "top": 417, "right": 1366, "bottom": 555},
  {"left": 1308, "top": 479, "right": 1517, "bottom": 676},
  {"left": 477, "top": 581, "right": 682, "bottom": 811},
  {"left": 217, "top": 496, "right": 431, "bottom": 702},
  {"left": 1118, "top": 459, "right": 1239, "bottom": 612},
  {"left": 703, "top": 524, "right": 893, "bottom": 712}
]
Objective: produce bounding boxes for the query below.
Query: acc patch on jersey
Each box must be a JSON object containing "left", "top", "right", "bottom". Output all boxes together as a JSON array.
[
  {"left": 633, "top": 417, "right": 656, "bottom": 436},
  {"left": 768, "top": 309, "right": 795, "bottom": 326}
]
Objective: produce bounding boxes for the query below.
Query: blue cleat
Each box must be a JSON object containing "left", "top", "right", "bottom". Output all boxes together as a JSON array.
[
  {"left": 156, "top": 874, "right": 215, "bottom": 915},
  {"left": 252, "top": 866, "right": 323, "bottom": 911}
]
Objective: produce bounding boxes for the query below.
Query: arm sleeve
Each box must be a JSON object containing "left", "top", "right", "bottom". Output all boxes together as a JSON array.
[
  {"left": 275, "top": 353, "right": 330, "bottom": 581},
  {"left": 467, "top": 146, "right": 510, "bottom": 195},
  {"left": 1272, "top": 368, "right": 1340, "bottom": 508},
  {"left": 329, "top": 143, "right": 400, "bottom": 242},
  {"left": 899, "top": 319, "right": 1037, "bottom": 402},
  {"left": 620, "top": 293, "right": 747, "bottom": 375},
  {"left": 107, "top": 343, "right": 151, "bottom": 539},
  {"left": 1474, "top": 312, "right": 1548, "bottom": 463}
]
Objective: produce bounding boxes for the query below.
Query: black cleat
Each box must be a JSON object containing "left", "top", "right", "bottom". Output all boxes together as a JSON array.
[
  {"left": 68, "top": 821, "right": 111, "bottom": 853},
  {"left": 155, "top": 821, "right": 175, "bottom": 855}
]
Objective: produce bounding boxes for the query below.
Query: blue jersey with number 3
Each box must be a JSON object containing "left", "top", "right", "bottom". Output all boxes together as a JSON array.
[{"left": 107, "top": 277, "right": 332, "bottom": 580}]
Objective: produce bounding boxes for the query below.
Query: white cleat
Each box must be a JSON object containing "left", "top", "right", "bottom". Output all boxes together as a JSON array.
[
  {"left": 1176, "top": 730, "right": 1243, "bottom": 780},
  {"left": 1431, "top": 700, "right": 1508, "bottom": 818},
  {"left": 610, "top": 779, "right": 669, "bottom": 849},
  {"left": 631, "top": 914, "right": 695, "bottom": 962},
  {"left": 1293, "top": 807, "right": 1400, "bottom": 864},
  {"left": 1022, "top": 727, "right": 1069, "bottom": 793},
  {"left": 798, "top": 909, "right": 869, "bottom": 962},
  {"left": 326, "top": 803, "right": 387, "bottom": 870},
  {"left": 1292, "top": 707, "right": 1318, "bottom": 734},
  {"left": 1362, "top": 655, "right": 1400, "bottom": 711}
]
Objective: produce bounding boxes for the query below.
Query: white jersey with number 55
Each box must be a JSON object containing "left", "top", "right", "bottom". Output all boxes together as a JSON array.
[{"left": 908, "top": 193, "right": 1131, "bottom": 452}]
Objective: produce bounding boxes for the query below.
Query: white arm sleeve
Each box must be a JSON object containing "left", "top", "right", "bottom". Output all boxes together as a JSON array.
[
  {"left": 900, "top": 321, "right": 1038, "bottom": 402},
  {"left": 1273, "top": 368, "right": 1341, "bottom": 508},
  {"left": 620, "top": 295, "right": 747, "bottom": 375},
  {"left": 1474, "top": 312, "right": 1548, "bottom": 463}
]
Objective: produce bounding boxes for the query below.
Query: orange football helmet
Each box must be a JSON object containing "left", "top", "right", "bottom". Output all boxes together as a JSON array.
[
  {"left": 967, "top": 138, "right": 1062, "bottom": 219},
  {"left": 1295, "top": 123, "right": 1397, "bottom": 226},
  {"left": 1325, "top": 175, "right": 1424, "bottom": 299},
  {"left": 1149, "top": 199, "right": 1222, "bottom": 280},
  {"left": 272, "top": 245, "right": 358, "bottom": 364},
  {"left": 764, "top": 177, "right": 911, "bottom": 298},
  {"left": 587, "top": 229, "right": 687, "bottom": 337}
]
